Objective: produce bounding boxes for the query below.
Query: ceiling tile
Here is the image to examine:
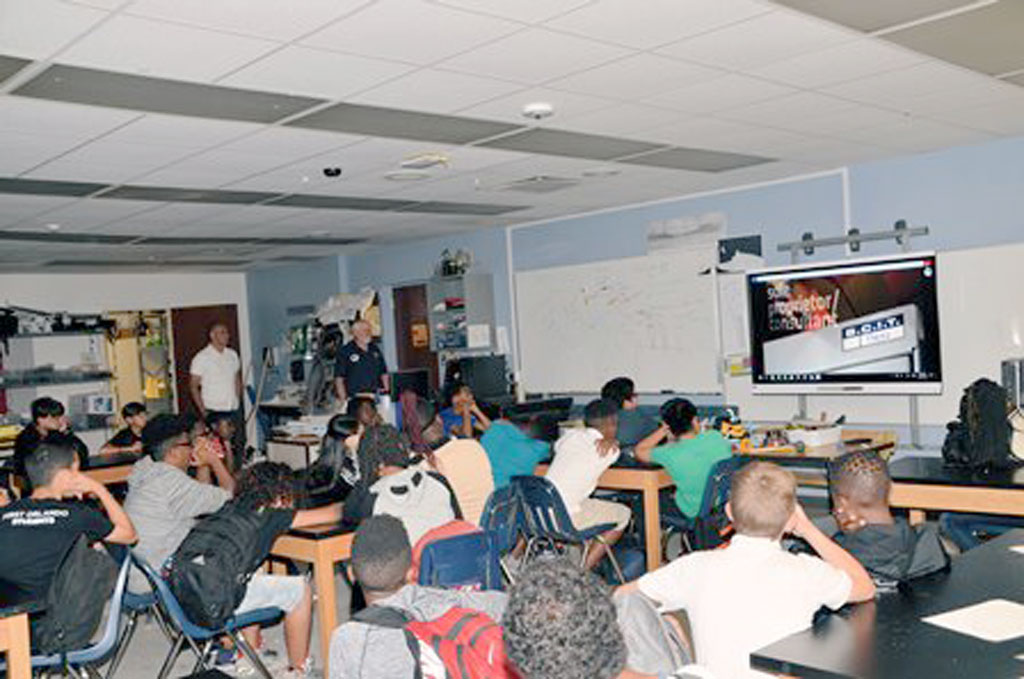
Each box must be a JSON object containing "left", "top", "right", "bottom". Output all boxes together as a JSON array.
[
  {"left": 637, "top": 117, "right": 809, "bottom": 156},
  {"left": 58, "top": 15, "right": 279, "bottom": 82},
  {"left": 25, "top": 140, "right": 197, "bottom": 183},
  {"left": 547, "top": 0, "right": 772, "bottom": 49},
  {"left": 840, "top": 118, "right": 993, "bottom": 153},
  {"left": 885, "top": 0, "right": 1024, "bottom": 76},
  {"left": 769, "top": 0, "right": 979, "bottom": 33},
  {"left": 822, "top": 62, "right": 997, "bottom": 112},
  {"left": 547, "top": 53, "right": 721, "bottom": 100},
  {"left": 348, "top": 68, "right": 524, "bottom": 114},
  {"left": 0, "top": 132, "right": 79, "bottom": 174},
  {"left": 98, "top": 114, "right": 262, "bottom": 150},
  {"left": 646, "top": 74, "right": 794, "bottom": 115},
  {"left": 0, "top": 177, "right": 107, "bottom": 197},
  {"left": 750, "top": 38, "right": 925, "bottom": 88},
  {"left": 0, "top": 194, "right": 79, "bottom": 228},
  {"left": 433, "top": 0, "right": 592, "bottom": 24},
  {"left": 0, "top": 0, "right": 108, "bottom": 60},
  {"left": 657, "top": 10, "right": 857, "bottom": 71},
  {"left": 269, "top": 194, "right": 415, "bottom": 211},
  {"left": 0, "top": 55, "right": 31, "bottom": 84},
  {"left": 398, "top": 200, "right": 527, "bottom": 215},
  {"left": 0, "top": 96, "right": 140, "bottom": 140},
  {"left": 134, "top": 149, "right": 295, "bottom": 187},
  {"left": 301, "top": 0, "right": 520, "bottom": 65},
  {"left": 14, "top": 64, "right": 325, "bottom": 123},
  {"left": 124, "top": 0, "right": 372, "bottom": 41},
  {"left": 932, "top": 99, "right": 1024, "bottom": 136},
  {"left": 100, "top": 185, "right": 280, "bottom": 205},
  {"left": 287, "top": 102, "right": 523, "bottom": 144},
  {"left": 219, "top": 46, "right": 415, "bottom": 99},
  {"left": 440, "top": 28, "right": 631, "bottom": 84},
  {"left": 14, "top": 199, "right": 164, "bottom": 232},
  {"left": 456, "top": 87, "right": 615, "bottom": 124},
  {"left": 556, "top": 103, "right": 683, "bottom": 138},
  {"left": 478, "top": 127, "right": 662, "bottom": 160},
  {"left": 621, "top": 146, "right": 773, "bottom": 172},
  {"left": 722, "top": 92, "right": 854, "bottom": 127},
  {"left": 218, "top": 127, "right": 365, "bottom": 162}
]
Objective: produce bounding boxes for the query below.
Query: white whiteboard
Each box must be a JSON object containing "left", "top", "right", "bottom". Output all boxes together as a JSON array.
[{"left": 516, "top": 247, "right": 721, "bottom": 394}]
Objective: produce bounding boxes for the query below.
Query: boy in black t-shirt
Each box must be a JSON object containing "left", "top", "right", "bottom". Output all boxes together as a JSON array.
[
  {"left": 100, "top": 402, "right": 148, "bottom": 455},
  {"left": 13, "top": 397, "right": 90, "bottom": 488},
  {"left": 0, "top": 441, "right": 137, "bottom": 605}
]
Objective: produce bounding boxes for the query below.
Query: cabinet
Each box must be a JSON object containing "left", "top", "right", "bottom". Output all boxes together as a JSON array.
[{"left": 426, "top": 273, "right": 495, "bottom": 352}]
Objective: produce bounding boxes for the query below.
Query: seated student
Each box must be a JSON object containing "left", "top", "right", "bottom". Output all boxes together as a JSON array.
[
  {"left": 440, "top": 382, "right": 492, "bottom": 438},
  {"left": 343, "top": 423, "right": 461, "bottom": 544},
  {"left": 13, "top": 397, "right": 89, "bottom": 487},
  {"left": 0, "top": 441, "right": 137, "bottom": 604},
  {"left": 329, "top": 515, "right": 507, "bottom": 679},
  {"left": 618, "top": 462, "right": 875, "bottom": 679},
  {"left": 939, "top": 512, "right": 1024, "bottom": 552},
  {"left": 100, "top": 401, "right": 148, "bottom": 455},
  {"left": 546, "top": 398, "right": 630, "bottom": 571},
  {"left": 822, "top": 450, "right": 947, "bottom": 587},
  {"left": 480, "top": 414, "right": 552, "bottom": 490},
  {"left": 178, "top": 462, "right": 341, "bottom": 678},
  {"left": 505, "top": 558, "right": 698, "bottom": 679},
  {"left": 601, "top": 377, "right": 658, "bottom": 448},
  {"left": 308, "top": 414, "right": 361, "bottom": 494},
  {"left": 192, "top": 410, "right": 236, "bottom": 484},
  {"left": 124, "top": 414, "right": 235, "bottom": 591},
  {"left": 347, "top": 395, "right": 381, "bottom": 429},
  {"left": 414, "top": 397, "right": 495, "bottom": 526},
  {"left": 635, "top": 398, "right": 731, "bottom": 519}
]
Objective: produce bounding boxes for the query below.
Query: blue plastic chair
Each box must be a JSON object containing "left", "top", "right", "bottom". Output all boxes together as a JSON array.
[
  {"left": 0, "top": 552, "right": 132, "bottom": 679},
  {"left": 105, "top": 585, "right": 174, "bottom": 679},
  {"left": 478, "top": 485, "right": 522, "bottom": 582},
  {"left": 661, "top": 456, "right": 744, "bottom": 553},
  {"left": 511, "top": 475, "right": 627, "bottom": 584},
  {"left": 417, "top": 530, "right": 504, "bottom": 591},
  {"left": 132, "top": 553, "right": 282, "bottom": 679}
]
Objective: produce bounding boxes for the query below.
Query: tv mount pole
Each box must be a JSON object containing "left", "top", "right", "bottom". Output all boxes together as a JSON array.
[{"left": 778, "top": 220, "right": 929, "bottom": 449}]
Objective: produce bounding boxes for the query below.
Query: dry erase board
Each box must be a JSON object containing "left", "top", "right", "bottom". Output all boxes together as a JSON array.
[{"left": 515, "top": 246, "right": 721, "bottom": 394}]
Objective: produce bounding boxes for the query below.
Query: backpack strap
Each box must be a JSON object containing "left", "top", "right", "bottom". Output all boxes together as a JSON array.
[{"left": 352, "top": 606, "right": 425, "bottom": 679}]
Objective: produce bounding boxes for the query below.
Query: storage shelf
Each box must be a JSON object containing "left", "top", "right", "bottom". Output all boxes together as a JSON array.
[
  {"left": 6, "top": 330, "right": 107, "bottom": 339},
  {"left": 0, "top": 370, "right": 113, "bottom": 389}
]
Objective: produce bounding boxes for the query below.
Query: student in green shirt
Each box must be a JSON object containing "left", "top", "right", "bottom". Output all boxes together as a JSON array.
[{"left": 635, "top": 398, "right": 732, "bottom": 517}]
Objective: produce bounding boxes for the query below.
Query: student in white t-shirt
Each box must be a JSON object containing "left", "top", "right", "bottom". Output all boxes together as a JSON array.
[
  {"left": 617, "top": 461, "right": 875, "bottom": 679},
  {"left": 545, "top": 398, "right": 631, "bottom": 571}
]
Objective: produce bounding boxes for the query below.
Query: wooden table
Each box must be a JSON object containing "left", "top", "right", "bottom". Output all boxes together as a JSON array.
[
  {"left": 83, "top": 451, "right": 140, "bottom": 485},
  {"left": 270, "top": 523, "right": 353, "bottom": 677},
  {"left": 751, "top": 529, "right": 1024, "bottom": 678},
  {"left": 537, "top": 460, "right": 674, "bottom": 571},
  {"left": 889, "top": 456, "right": 1024, "bottom": 524},
  {"left": 267, "top": 434, "right": 321, "bottom": 471},
  {"left": 0, "top": 605, "right": 31, "bottom": 679}
]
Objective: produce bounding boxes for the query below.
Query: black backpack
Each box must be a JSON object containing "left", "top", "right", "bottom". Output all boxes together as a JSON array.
[
  {"left": 942, "top": 378, "right": 1015, "bottom": 471},
  {"left": 35, "top": 535, "right": 118, "bottom": 655},
  {"left": 167, "top": 505, "right": 268, "bottom": 628}
]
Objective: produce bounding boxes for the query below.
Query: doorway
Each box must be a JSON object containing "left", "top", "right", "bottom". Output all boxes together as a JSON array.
[
  {"left": 170, "top": 304, "right": 241, "bottom": 416},
  {"left": 392, "top": 284, "right": 439, "bottom": 391}
]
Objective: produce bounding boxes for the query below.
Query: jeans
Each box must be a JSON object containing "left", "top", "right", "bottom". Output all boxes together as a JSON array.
[{"left": 939, "top": 512, "right": 1024, "bottom": 551}]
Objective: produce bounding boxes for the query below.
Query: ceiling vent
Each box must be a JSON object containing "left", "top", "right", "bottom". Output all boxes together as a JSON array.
[{"left": 495, "top": 175, "right": 581, "bottom": 194}]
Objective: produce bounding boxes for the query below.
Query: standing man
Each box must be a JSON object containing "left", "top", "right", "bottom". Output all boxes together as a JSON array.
[
  {"left": 189, "top": 321, "right": 244, "bottom": 466},
  {"left": 334, "top": 319, "right": 390, "bottom": 403}
]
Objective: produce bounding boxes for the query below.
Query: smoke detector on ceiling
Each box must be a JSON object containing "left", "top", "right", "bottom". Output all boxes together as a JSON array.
[{"left": 522, "top": 101, "right": 555, "bottom": 121}]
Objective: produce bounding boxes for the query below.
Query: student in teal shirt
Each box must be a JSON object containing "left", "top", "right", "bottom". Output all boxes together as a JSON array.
[
  {"left": 479, "top": 417, "right": 552, "bottom": 489},
  {"left": 635, "top": 398, "right": 731, "bottom": 517}
]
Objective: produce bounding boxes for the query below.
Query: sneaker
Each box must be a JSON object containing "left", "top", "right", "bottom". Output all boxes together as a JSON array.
[{"left": 279, "top": 657, "right": 321, "bottom": 679}]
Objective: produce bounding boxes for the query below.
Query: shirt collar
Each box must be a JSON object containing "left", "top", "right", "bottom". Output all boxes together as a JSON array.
[{"left": 728, "top": 534, "right": 784, "bottom": 551}]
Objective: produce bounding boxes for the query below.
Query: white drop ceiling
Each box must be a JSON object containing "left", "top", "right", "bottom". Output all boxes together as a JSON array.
[{"left": 0, "top": 0, "right": 1022, "bottom": 271}]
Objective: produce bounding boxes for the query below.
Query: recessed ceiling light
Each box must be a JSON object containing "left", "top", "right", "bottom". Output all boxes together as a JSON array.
[
  {"left": 384, "top": 170, "right": 431, "bottom": 181},
  {"left": 45, "top": 223, "right": 61, "bottom": 231},
  {"left": 400, "top": 152, "right": 449, "bottom": 170},
  {"left": 522, "top": 102, "right": 555, "bottom": 120}
]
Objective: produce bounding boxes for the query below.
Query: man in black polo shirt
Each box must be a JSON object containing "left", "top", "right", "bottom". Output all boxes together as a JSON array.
[{"left": 334, "top": 319, "right": 390, "bottom": 403}]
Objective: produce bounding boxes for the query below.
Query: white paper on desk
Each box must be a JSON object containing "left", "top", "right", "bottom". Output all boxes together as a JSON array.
[
  {"left": 467, "top": 324, "right": 490, "bottom": 348},
  {"left": 1010, "top": 545, "right": 1024, "bottom": 555},
  {"left": 922, "top": 599, "right": 1024, "bottom": 642}
]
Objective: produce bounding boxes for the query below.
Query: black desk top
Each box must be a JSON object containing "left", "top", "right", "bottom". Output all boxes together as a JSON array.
[
  {"left": 889, "top": 456, "right": 1024, "bottom": 489},
  {"left": 286, "top": 521, "right": 356, "bottom": 540},
  {"left": 1, "top": 450, "right": 140, "bottom": 474},
  {"left": 751, "top": 530, "right": 1024, "bottom": 679}
]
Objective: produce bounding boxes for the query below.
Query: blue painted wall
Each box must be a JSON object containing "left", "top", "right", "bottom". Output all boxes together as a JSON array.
[{"left": 246, "top": 257, "right": 343, "bottom": 394}]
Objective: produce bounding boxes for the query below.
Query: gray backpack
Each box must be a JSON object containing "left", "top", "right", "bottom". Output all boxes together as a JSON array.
[{"left": 615, "top": 590, "right": 691, "bottom": 674}]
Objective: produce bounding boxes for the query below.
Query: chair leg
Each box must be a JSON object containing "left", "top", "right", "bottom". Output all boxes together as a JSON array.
[
  {"left": 596, "top": 536, "right": 626, "bottom": 584},
  {"left": 498, "top": 557, "right": 516, "bottom": 585},
  {"left": 104, "top": 610, "right": 139, "bottom": 679},
  {"left": 190, "top": 640, "right": 214, "bottom": 675},
  {"left": 156, "top": 633, "right": 185, "bottom": 679},
  {"left": 150, "top": 605, "right": 174, "bottom": 643},
  {"left": 579, "top": 540, "right": 591, "bottom": 569},
  {"left": 681, "top": 532, "right": 693, "bottom": 554},
  {"left": 230, "top": 631, "right": 274, "bottom": 679}
]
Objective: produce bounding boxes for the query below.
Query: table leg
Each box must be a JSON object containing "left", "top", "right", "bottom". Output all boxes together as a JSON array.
[
  {"left": 6, "top": 613, "right": 31, "bottom": 679},
  {"left": 908, "top": 509, "right": 926, "bottom": 526},
  {"left": 643, "top": 482, "right": 662, "bottom": 571},
  {"left": 312, "top": 545, "right": 338, "bottom": 677}
]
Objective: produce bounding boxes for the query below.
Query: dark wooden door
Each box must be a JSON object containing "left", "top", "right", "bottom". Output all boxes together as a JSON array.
[
  {"left": 393, "top": 285, "right": 438, "bottom": 391},
  {"left": 171, "top": 304, "right": 241, "bottom": 415}
]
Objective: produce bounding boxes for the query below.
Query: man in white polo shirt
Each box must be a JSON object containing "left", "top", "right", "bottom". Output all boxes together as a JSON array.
[{"left": 189, "top": 322, "right": 243, "bottom": 464}]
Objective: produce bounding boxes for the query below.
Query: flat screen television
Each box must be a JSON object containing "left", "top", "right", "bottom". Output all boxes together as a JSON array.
[{"left": 747, "top": 252, "right": 942, "bottom": 394}]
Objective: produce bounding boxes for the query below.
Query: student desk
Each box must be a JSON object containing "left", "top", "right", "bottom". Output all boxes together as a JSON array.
[
  {"left": 83, "top": 451, "right": 141, "bottom": 485},
  {"left": 270, "top": 523, "right": 353, "bottom": 677},
  {"left": 889, "top": 456, "right": 1024, "bottom": 524},
  {"left": 0, "top": 602, "right": 34, "bottom": 679},
  {"left": 751, "top": 529, "right": 1024, "bottom": 678},
  {"left": 536, "top": 459, "right": 674, "bottom": 570},
  {"left": 739, "top": 439, "right": 896, "bottom": 489}
]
